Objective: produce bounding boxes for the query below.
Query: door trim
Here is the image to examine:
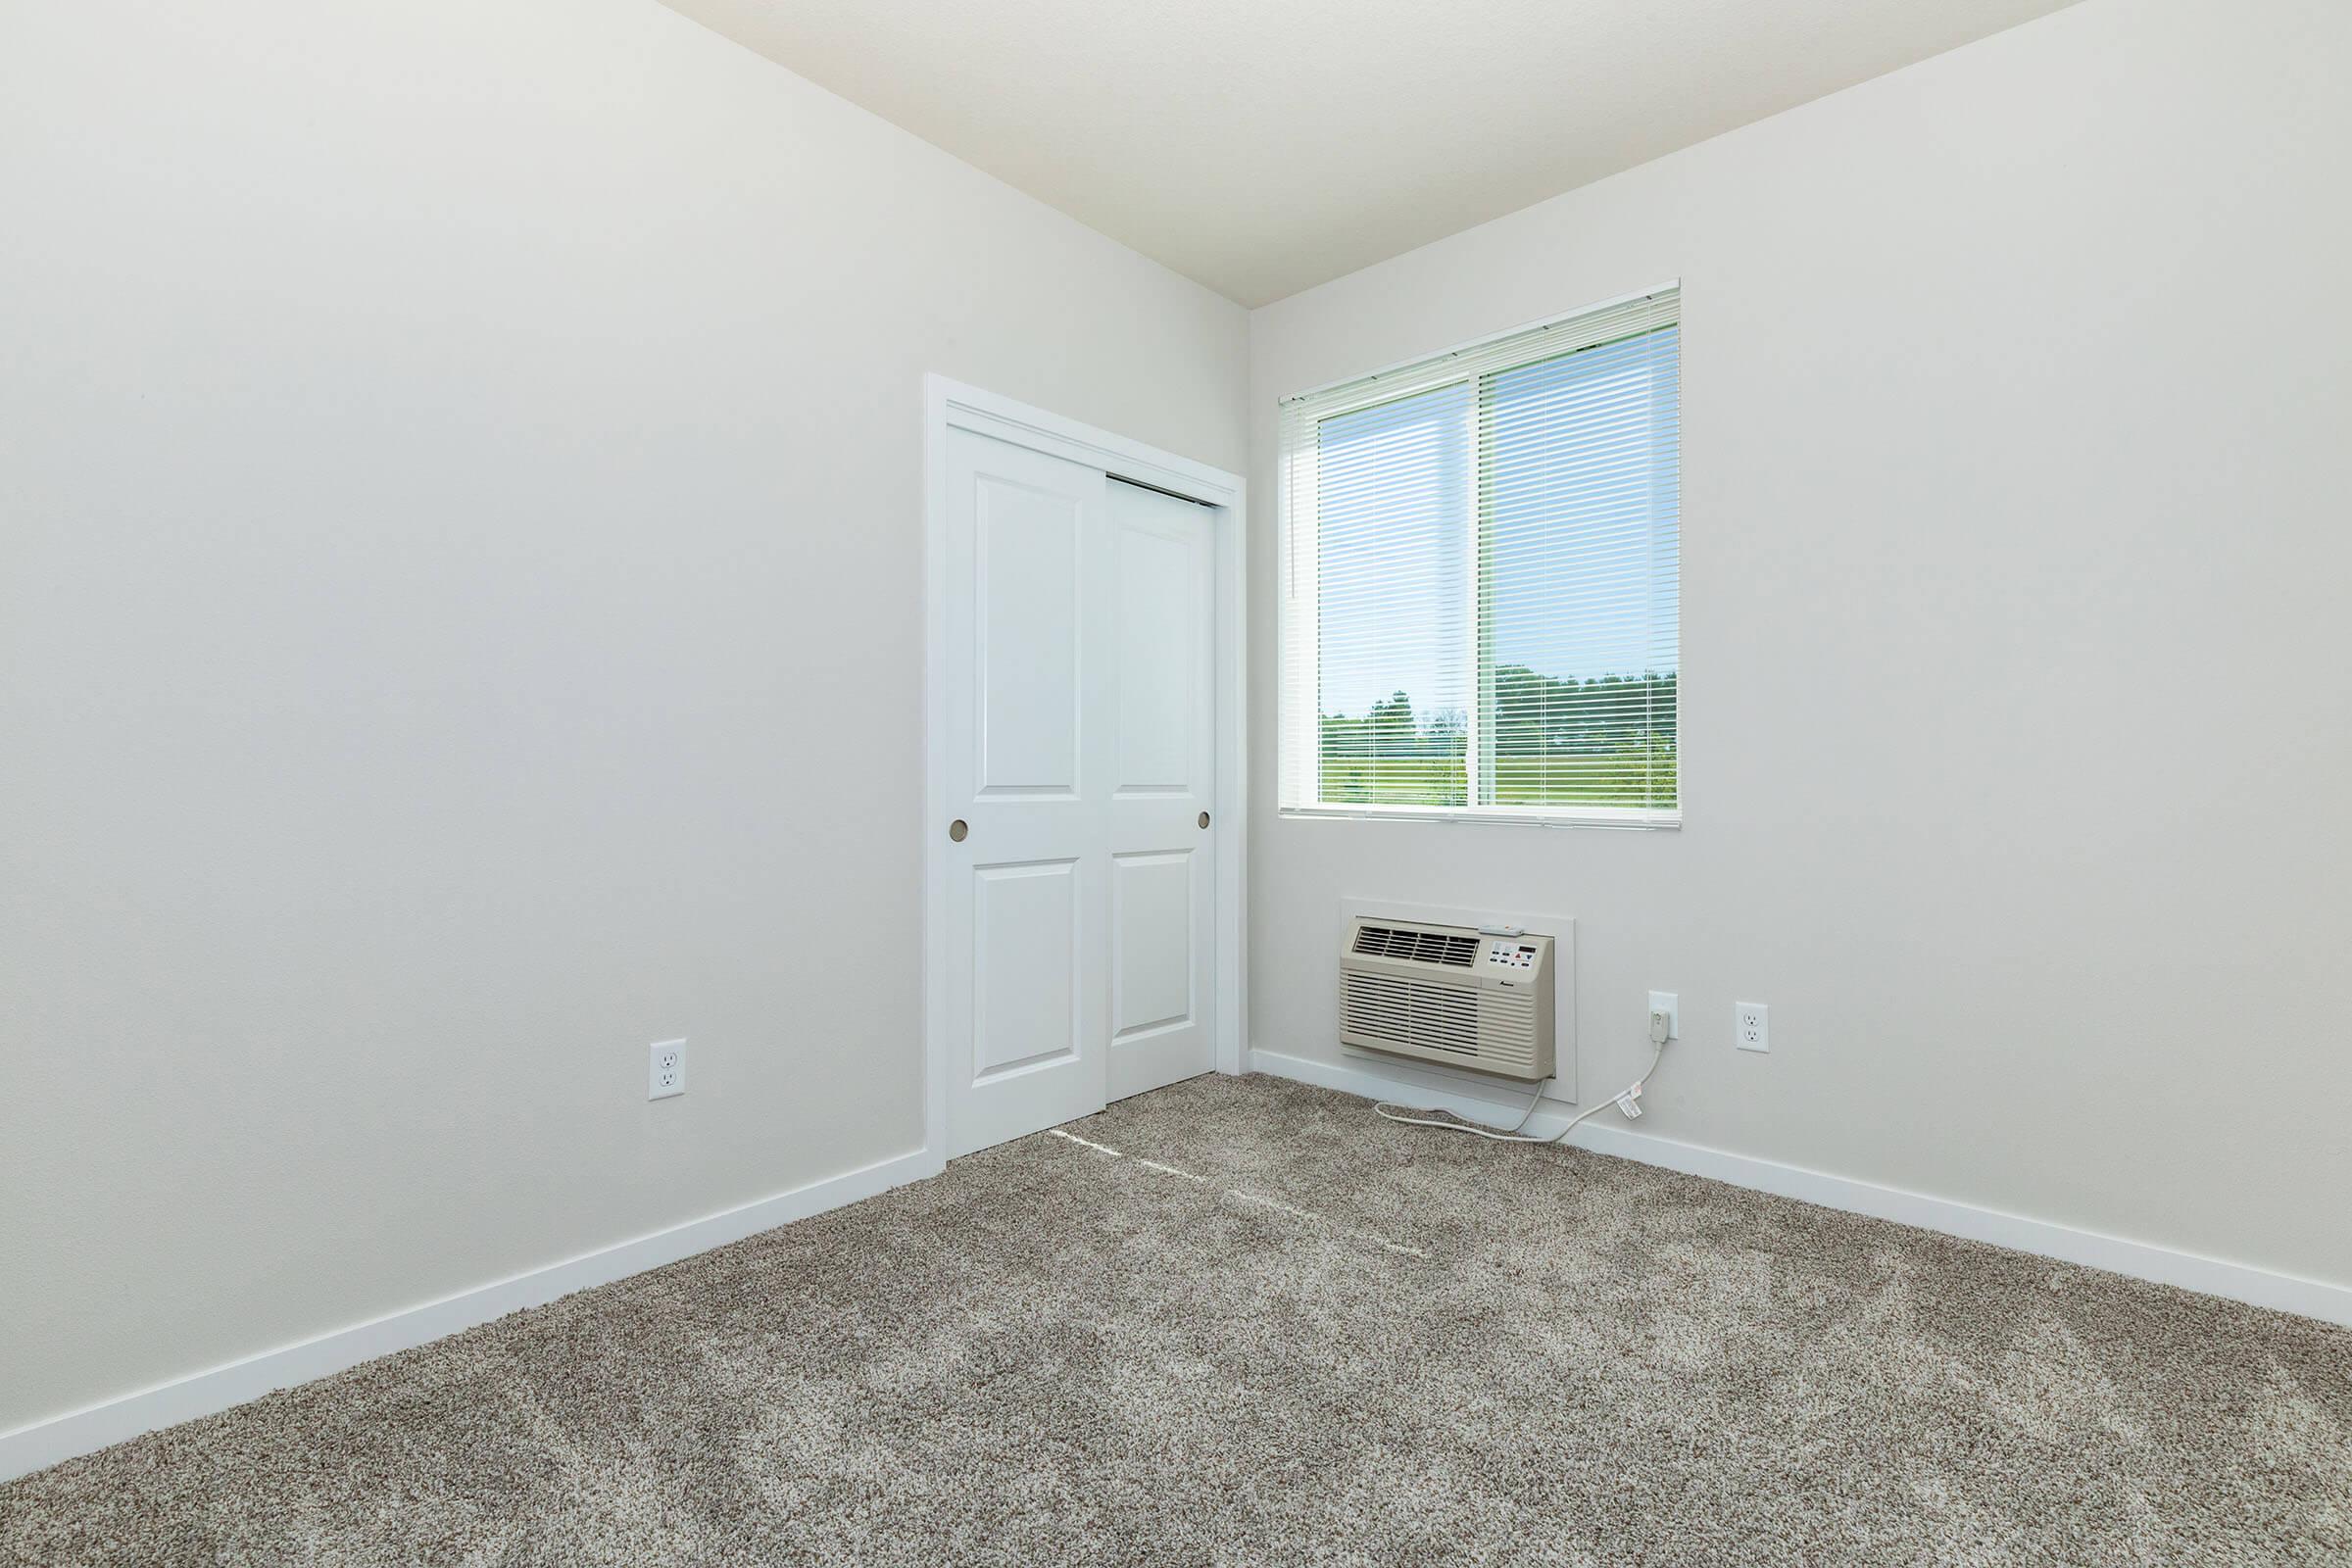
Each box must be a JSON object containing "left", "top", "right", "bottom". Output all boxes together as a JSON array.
[{"left": 922, "top": 375, "right": 1249, "bottom": 1165}]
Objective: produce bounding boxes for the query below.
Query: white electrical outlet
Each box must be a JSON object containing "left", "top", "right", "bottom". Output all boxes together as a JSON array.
[
  {"left": 1648, "top": 991, "right": 1680, "bottom": 1040},
  {"left": 648, "top": 1039, "right": 686, "bottom": 1100},
  {"left": 1735, "top": 1003, "right": 1770, "bottom": 1053}
]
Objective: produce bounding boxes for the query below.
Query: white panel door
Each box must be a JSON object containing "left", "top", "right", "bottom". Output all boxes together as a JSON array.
[
  {"left": 942, "top": 430, "right": 1112, "bottom": 1157},
  {"left": 1104, "top": 479, "right": 1217, "bottom": 1102}
]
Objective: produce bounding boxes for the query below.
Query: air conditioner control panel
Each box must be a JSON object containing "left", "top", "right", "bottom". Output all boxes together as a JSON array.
[{"left": 1487, "top": 941, "right": 1539, "bottom": 970}]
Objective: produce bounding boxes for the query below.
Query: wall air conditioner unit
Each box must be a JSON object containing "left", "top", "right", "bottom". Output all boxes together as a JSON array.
[{"left": 1340, "top": 916, "right": 1555, "bottom": 1082}]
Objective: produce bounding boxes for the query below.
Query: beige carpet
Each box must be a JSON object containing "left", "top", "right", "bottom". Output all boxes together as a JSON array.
[{"left": 4, "top": 1073, "right": 2347, "bottom": 1565}]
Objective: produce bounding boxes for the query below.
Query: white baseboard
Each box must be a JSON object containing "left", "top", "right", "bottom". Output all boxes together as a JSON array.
[
  {"left": 0, "top": 1146, "right": 943, "bottom": 1484},
  {"left": 1249, "top": 1047, "right": 2352, "bottom": 1329}
]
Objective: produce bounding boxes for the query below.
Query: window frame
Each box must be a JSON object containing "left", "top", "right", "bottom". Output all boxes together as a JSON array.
[{"left": 1276, "top": 283, "right": 1682, "bottom": 831}]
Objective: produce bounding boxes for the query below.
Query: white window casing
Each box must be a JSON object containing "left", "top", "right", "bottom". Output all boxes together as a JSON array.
[{"left": 1277, "top": 284, "right": 1681, "bottom": 829}]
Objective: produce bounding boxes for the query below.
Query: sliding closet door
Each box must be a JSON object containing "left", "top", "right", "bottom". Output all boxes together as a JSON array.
[
  {"left": 939, "top": 429, "right": 1113, "bottom": 1157},
  {"left": 937, "top": 441, "right": 1219, "bottom": 1155},
  {"left": 1104, "top": 479, "right": 1217, "bottom": 1101}
]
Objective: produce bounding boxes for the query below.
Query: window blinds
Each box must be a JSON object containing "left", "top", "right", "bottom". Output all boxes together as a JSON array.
[{"left": 1277, "top": 284, "right": 1681, "bottom": 827}]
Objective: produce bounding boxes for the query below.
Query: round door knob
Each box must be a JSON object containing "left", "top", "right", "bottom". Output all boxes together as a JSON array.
[
  {"left": 1198, "top": 811, "right": 1211, "bottom": 829},
  {"left": 948, "top": 819, "right": 968, "bottom": 843}
]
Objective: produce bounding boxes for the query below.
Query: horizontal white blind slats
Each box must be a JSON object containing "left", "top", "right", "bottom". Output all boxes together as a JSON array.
[{"left": 1278, "top": 284, "right": 1680, "bottom": 824}]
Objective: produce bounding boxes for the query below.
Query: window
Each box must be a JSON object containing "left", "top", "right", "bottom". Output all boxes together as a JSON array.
[{"left": 1277, "top": 285, "right": 1681, "bottom": 827}]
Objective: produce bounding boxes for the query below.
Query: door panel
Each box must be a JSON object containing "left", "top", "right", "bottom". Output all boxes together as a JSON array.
[
  {"left": 1105, "top": 480, "right": 1217, "bottom": 1102},
  {"left": 973, "top": 859, "right": 1080, "bottom": 1079},
  {"left": 976, "top": 475, "right": 1081, "bottom": 796},
  {"left": 1114, "top": 524, "right": 1193, "bottom": 792},
  {"left": 943, "top": 431, "right": 1111, "bottom": 1157},
  {"left": 1110, "top": 851, "right": 1193, "bottom": 1039}
]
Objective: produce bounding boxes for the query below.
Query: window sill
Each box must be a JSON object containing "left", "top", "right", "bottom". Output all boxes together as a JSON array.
[{"left": 1279, "top": 805, "right": 1680, "bottom": 832}]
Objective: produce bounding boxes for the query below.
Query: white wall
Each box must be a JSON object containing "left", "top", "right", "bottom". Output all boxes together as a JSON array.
[
  {"left": 1248, "top": 0, "right": 2352, "bottom": 1288},
  {"left": 0, "top": 0, "right": 1245, "bottom": 1431}
]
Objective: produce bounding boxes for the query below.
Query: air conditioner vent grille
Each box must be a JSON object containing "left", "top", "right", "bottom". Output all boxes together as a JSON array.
[
  {"left": 1350, "top": 923, "right": 1478, "bottom": 968},
  {"left": 1342, "top": 972, "right": 1479, "bottom": 1057}
]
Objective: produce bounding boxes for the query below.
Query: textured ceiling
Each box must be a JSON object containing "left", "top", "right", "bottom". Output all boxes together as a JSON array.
[{"left": 662, "top": 0, "right": 2082, "bottom": 305}]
